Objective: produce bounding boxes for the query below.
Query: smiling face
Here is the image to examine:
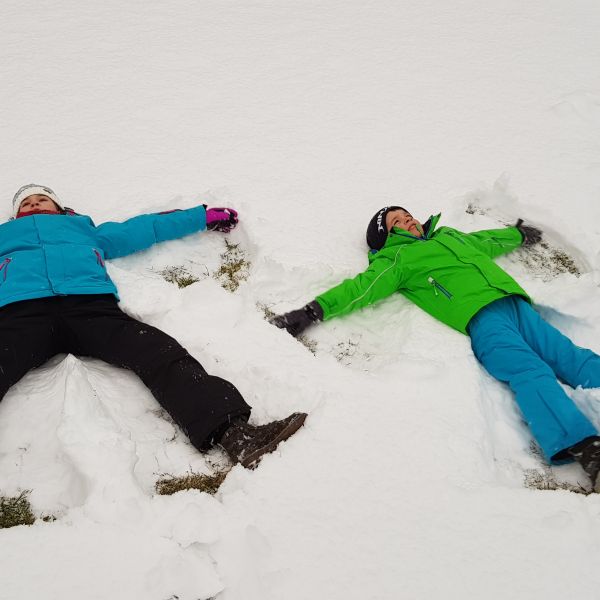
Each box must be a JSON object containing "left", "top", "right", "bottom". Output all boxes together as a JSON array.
[
  {"left": 17, "top": 194, "right": 61, "bottom": 215},
  {"left": 385, "top": 208, "right": 423, "bottom": 237}
]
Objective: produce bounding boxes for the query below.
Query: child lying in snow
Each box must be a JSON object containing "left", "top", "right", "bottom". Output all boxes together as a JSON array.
[
  {"left": 0, "top": 184, "right": 306, "bottom": 468},
  {"left": 272, "top": 206, "right": 600, "bottom": 490}
]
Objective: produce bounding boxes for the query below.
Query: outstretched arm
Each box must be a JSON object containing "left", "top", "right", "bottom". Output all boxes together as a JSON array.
[
  {"left": 463, "top": 222, "right": 537, "bottom": 259},
  {"left": 94, "top": 205, "right": 239, "bottom": 259},
  {"left": 95, "top": 206, "right": 206, "bottom": 259},
  {"left": 272, "top": 251, "right": 405, "bottom": 337}
]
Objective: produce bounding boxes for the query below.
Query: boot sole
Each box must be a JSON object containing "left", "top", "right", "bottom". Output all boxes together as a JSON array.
[{"left": 241, "top": 412, "right": 307, "bottom": 469}]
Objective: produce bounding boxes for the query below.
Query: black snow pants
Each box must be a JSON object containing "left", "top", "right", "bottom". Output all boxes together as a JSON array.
[{"left": 0, "top": 294, "right": 251, "bottom": 449}]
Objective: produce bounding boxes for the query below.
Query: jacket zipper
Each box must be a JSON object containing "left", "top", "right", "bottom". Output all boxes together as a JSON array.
[
  {"left": 428, "top": 276, "right": 453, "bottom": 299},
  {"left": 0, "top": 258, "right": 11, "bottom": 282},
  {"left": 93, "top": 249, "right": 105, "bottom": 267}
]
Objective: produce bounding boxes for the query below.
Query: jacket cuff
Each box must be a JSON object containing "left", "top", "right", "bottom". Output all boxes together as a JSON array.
[{"left": 306, "top": 300, "right": 324, "bottom": 322}]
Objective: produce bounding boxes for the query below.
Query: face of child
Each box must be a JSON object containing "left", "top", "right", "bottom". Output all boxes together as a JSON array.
[
  {"left": 18, "top": 194, "right": 60, "bottom": 215},
  {"left": 385, "top": 208, "right": 423, "bottom": 237}
]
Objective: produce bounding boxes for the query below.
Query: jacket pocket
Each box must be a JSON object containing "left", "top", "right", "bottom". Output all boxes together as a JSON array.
[
  {"left": 93, "top": 248, "right": 105, "bottom": 268},
  {"left": 428, "top": 276, "right": 453, "bottom": 299},
  {"left": 57, "top": 246, "right": 109, "bottom": 287},
  {"left": 91, "top": 248, "right": 108, "bottom": 281}
]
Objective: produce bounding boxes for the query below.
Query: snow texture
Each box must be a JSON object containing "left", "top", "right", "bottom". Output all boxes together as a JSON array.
[{"left": 2, "top": 1, "right": 600, "bottom": 599}]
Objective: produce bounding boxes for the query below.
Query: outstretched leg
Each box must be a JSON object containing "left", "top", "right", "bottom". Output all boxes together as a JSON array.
[
  {"left": 512, "top": 299, "right": 600, "bottom": 389},
  {"left": 62, "top": 295, "right": 251, "bottom": 450},
  {"left": 469, "top": 296, "right": 598, "bottom": 462},
  {"left": 0, "top": 298, "right": 64, "bottom": 401}
]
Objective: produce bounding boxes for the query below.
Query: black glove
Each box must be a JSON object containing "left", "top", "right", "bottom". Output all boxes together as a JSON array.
[
  {"left": 270, "top": 300, "right": 324, "bottom": 337},
  {"left": 515, "top": 219, "right": 542, "bottom": 247}
]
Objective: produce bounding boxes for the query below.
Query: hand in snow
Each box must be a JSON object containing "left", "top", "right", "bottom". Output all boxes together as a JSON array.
[
  {"left": 515, "top": 219, "right": 542, "bottom": 247},
  {"left": 205, "top": 207, "right": 239, "bottom": 232},
  {"left": 270, "top": 300, "right": 324, "bottom": 337}
]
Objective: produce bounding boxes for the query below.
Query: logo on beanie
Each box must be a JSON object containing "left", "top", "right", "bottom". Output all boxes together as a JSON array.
[{"left": 377, "top": 207, "right": 388, "bottom": 233}]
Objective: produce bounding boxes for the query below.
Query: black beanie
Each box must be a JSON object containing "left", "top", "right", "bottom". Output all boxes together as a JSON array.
[{"left": 366, "top": 206, "right": 405, "bottom": 251}]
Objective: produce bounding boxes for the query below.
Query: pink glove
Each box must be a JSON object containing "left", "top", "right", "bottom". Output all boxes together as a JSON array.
[{"left": 205, "top": 207, "right": 239, "bottom": 232}]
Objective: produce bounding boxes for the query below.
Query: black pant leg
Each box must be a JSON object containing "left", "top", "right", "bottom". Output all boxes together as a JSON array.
[
  {"left": 0, "top": 298, "right": 64, "bottom": 400},
  {"left": 61, "top": 295, "right": 251, "bottom": 449}
]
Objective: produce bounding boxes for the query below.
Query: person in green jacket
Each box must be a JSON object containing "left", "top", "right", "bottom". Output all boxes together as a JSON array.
[{"left": 272, "top": 206, "right": 600, "bottom": 491}]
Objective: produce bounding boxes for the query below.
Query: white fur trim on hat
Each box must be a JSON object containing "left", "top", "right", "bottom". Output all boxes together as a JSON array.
[{"left": 12, "top": 184, "right": 63, "bottom": 215}]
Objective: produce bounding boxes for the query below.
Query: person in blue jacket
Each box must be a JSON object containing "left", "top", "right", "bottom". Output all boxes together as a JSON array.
[{"left": 0, "top": 184, "right": 306, "bottom": 468}]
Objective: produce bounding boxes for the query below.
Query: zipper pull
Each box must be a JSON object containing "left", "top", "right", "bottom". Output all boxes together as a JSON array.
[{"left": 428, "top": 276, "right": 438, "bottom": 296}]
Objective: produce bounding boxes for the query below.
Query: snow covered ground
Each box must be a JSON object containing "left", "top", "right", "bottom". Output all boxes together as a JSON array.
[{"left": 2, "top": 1, "right": 600, "bottom": 598}]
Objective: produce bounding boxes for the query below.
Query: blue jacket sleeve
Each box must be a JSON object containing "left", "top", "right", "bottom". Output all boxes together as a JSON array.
[{"left": 94, "top": 205, "right": 207, "bottom": 259}]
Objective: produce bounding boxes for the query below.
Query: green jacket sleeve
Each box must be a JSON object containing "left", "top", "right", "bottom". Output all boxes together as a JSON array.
[
  {"left": 316, "top": 251, "right": 405, "bottom": 320},
  {"left": 462, "top": 226, "right": 523, "bottom": 259}
]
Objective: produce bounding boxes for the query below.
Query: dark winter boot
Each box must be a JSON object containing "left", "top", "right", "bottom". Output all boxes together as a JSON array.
[
  {"left": 219, "top": 412, "right": 307, "bottom": 468},
  {"left": 564, "top": 435, "right": 600, "bottom": 492}
]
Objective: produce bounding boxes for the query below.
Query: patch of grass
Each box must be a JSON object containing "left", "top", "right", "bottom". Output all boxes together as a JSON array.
[
  {"left": 523, "top": 468, "right": 590, "bottom": 495},
  {"left": 161, "top": 266, "right": 201, "bottom": 288},
  {"left": 0, "top": 491, "right": 36, "bottom": 529},
  {"left": 257, "top": 302, "right": 277, "bottom": 321},
  {"left": 297, "top": 334, "right": 318, "bottom": 354},
  {"left": 518, "top": 241, "right": 581, "bottom": 279},
  {"left": 524, "top": 442, "right": 590, "bottom": 495},
  {"left": 213, "top": 240, "right": 250, "bottom": 292},
  {"left": 155, "top": 471, "right": 228, "bottom": 496},
  {"left": 546, "top": 245, "right": 580, "bottom": 276}
]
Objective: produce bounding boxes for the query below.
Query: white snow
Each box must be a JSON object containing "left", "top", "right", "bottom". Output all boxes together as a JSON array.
[{"left": 2, "top": 1, "right": 600, "bottom": 598}]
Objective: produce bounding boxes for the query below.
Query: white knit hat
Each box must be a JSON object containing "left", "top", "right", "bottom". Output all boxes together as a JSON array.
[{"left": 12, "top": 184, "right": 63, "bottom": 215}]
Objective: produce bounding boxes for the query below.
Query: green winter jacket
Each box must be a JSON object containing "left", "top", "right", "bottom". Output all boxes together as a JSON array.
[{"left": 316, "top": 214, "right": 530, "bottom": 334}]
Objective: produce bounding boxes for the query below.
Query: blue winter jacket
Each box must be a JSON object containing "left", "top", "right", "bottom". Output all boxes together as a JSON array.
[{"left": 0, "top": 206, "right": 207, "bottom": 309}]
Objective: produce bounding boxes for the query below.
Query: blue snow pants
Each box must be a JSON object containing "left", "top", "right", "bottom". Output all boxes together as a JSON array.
[{"left": 468, "top": 295, "right": 600, "bottom": 462}]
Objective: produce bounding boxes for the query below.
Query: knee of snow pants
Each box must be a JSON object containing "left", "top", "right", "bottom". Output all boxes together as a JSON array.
[
  {"left": 504, "top": 298, "right": 600, "bottom": 389},
  {"left": 115, "top": 351, "right": 251, "bottom": 451}
]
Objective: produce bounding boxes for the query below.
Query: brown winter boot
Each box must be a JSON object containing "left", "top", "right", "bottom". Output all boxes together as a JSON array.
[{"left": 219, "top": 412, "right": 307, "bottom": 468}]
